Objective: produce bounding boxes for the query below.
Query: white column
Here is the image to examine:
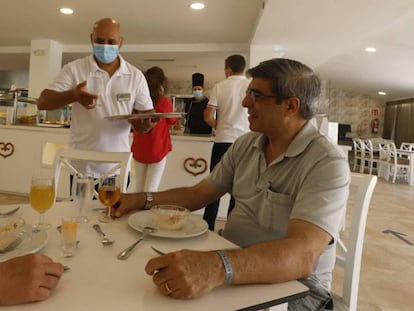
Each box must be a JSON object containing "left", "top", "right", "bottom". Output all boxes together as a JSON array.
[{"left": 28, "top": 39, "right": 62, "bottom": 98}]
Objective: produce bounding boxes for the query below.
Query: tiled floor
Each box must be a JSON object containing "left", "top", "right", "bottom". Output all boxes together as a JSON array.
[{"left": 1, "top": 177, "right": 413, "bottom": 310}]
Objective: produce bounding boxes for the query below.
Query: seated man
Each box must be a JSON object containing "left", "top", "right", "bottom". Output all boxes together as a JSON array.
[
  {"left": 113, "top": 58, "right": 350, "bottom": 310},
  {"left": 0, "top": 254, "right": 63, "bottom": 305}
]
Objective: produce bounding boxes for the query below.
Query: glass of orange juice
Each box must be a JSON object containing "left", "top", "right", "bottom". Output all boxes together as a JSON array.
[
  {"left": 61, "top": 217, "right": 78, "bottom": 257},
  {"left": 98, "top": 175, "right": 121, "bottom": 223},
  {"left": 29, "top": 175, "right": 55, "bottom": 230}
]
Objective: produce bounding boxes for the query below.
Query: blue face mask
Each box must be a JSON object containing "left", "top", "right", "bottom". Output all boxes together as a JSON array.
[
  {"left": 193, "top": 90, "right": 203, "bottom": 98},
  {"left": 93, "top": 44, "right": 119, "bottom": 64}
]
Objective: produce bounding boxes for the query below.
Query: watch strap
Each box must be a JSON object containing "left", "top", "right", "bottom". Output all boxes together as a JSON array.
[{"left": 144, "top": 192, "right": 153, "bottom": 210}]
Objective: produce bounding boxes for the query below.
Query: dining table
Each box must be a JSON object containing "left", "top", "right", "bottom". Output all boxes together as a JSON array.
[{"left": 0, "top": 201, "right": 308, "bottom": 311}]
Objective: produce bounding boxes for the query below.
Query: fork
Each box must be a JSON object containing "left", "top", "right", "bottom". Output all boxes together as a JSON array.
[
  {"left": 0, "top": 206, "right": 20, "bottom": 217},
  {"left": 150, "top": 246, "right": 166, "bottom": 256}
]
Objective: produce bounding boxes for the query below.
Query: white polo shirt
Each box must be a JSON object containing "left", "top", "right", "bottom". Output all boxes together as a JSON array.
[
  {"left": 48, "top": 55, "right": 153, "bottom": 176},
  {"left": 207, "top": 75, "right": 250, "bottom": 143}
]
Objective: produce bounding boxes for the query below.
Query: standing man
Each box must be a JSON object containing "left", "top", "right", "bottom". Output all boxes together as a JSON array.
[
  {"left": 202, "top": 54, "right": 250, "bottom": 230},
  {"left": 184, "top": 73, "right": 212, "bottom": 135},
  {"left": 114, "top": 58, "right": 350, "bottom": 309},
  {"left": 37, "top": 17, "right": 155, "bottom": 177}
]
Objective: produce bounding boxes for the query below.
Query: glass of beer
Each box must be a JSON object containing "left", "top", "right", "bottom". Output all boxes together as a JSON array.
[
  {"left": 29, "top": 175, "right": 55, "bottom": 229},
  {"left": 98, "top": 175, "right": 121, "bottom": 223}
]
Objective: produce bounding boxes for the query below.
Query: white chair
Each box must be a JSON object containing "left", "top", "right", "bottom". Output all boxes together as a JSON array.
[
  {"left": 352, "top": 138, "right": 364, "bottom": 173},
  {"left": 53, "top": 148, "right": 132, "bottom": 200},
  {"left": 376, "top": 143, "right": 388, "bottom": 179},
  {"left": 331, "top": 173, "right": 377, "bottom": 311},
  {"left": 360, "top": 139, "right": 377, "bottom": 174},
  {"left": 384, "top": 142, "right": 411, "bottom": 184},
  {"left": 400, "top": 142, "right": 414, "bottom": 151}
]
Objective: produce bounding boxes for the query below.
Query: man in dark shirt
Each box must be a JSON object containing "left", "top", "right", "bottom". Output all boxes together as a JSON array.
[{"left": 185, "top": 73, "right": 212, "bottom": 135}]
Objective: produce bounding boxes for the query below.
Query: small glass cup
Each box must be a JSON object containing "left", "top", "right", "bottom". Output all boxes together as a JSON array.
[
  {"left": 86, "top": 72, "right": 104, "bottom": 106},
  {"left": 61, "top": 217, "right": 78, "bottom": 257}
]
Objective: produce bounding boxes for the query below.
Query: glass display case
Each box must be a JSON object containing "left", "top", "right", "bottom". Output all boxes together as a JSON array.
[
  {"left": 0, "top": 92, "right": 71, "bottom": 127},
  {"left": 0, "top": 92, "right": 37, "bottom": 125}
]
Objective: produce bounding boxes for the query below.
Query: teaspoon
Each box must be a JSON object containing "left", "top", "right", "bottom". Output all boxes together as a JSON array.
[
  {"left": 117, "top": 226, "right": 156, "bottom": 260},
  {"left": 92, "top": 224, "right": 114, "bottom": 245}
]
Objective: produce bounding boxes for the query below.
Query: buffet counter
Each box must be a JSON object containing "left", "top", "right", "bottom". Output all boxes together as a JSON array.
[{"left": 0, "top": 125, "right": 231, "bottom": 216}]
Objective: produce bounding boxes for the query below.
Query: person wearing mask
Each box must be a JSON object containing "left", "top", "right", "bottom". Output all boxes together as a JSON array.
[
  {"left": 37, "top": 17, "right": 156, "bottom": 178},
  {"left": 184, "top": 73, "right": 212, "bottom": 135},
  {"left": 113, "top": 58, "right": 349, "bottom": 310},
  {"left": 202, "top": 54, "right": 250, "bottom": 230},
  {"left": 0, "top": 254, "right": 63, "bottom": 305},
  {"left": 131, "top": 67, "right": 177, "bottom": 192}
]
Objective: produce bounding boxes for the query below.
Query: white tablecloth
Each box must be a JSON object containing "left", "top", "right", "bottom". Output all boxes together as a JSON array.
[{"left": 0, "top": 202, "right": 308, "bottom": 311}]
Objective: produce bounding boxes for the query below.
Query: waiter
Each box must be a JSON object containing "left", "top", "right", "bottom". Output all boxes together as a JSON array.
[{"left": 185, "top": 73, "right": 212, "bottom": 135}]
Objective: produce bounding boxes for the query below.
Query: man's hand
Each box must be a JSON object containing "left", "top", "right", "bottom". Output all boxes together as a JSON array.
[
  {"left": 112, "top": 193, "right": 144, "bottom": 218},
  {"left": 129, "top": 117, "right": 159, "bottom": 134},
  {"left": 145, "top": 250, "right": 224, "bottom": 299},
  {"left": 0, "top": 254, "right": 64, "bottom": 305},
  {"left": 73, "top": 81, "right": 99, "bottom": 109}
]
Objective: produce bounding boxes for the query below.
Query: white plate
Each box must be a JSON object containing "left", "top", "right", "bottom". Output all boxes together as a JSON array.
[
  {"left": 128, "top": 211, "right": 208, "bottom": 239},
  {"left": 0, "top": 224, "right": 48, "bottom": 262},
  {"left": 105, "top": 112, "right": 186, "bottom": 121}
]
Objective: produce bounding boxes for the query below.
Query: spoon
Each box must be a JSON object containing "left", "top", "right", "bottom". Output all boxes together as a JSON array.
[
  {"left": 117, "top": 226, "right": 156, "bottom": 260},
  {"left": 92, "top": 224, "right": 114, "bottom": 245},
  {"left": 0, "top": 206, "right": 20, "bottom": 217}
]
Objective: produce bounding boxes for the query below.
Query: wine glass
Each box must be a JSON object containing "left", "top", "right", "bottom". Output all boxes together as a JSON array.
[
  {"left": 29, "top": 175, "right": 55, "bottom": 229},
  {"left": 98, "top": 175, "right": 121, "bottom": 223},
  {"left": 72, "top": 174, "right": 94, "bottom": 223}
]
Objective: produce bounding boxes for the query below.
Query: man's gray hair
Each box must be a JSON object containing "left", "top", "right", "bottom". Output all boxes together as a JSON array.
[{"left": 246, "top": 58, "right": 321, "bottom": 120}]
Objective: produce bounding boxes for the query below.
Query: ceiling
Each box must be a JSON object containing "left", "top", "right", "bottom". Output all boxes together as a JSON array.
[{"left": 1, "top": 0, "right": 414, "bottom": 100}]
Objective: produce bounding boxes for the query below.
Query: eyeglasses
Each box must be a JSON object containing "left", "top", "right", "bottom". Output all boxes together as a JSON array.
[{"left": 245, "top": 88, "right": 278, "bottom": 102}]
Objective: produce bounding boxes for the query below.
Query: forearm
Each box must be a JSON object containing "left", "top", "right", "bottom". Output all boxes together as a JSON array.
[
  {"left": 203, "top": 107, "right": 216, "bottom": 129},
  {"left": 117, "top": 180, "right": 221, "bottom": 217},
  {"left": 225, "top": 239, "right": 316, "bottom": 285},
  {"left": 205, "top": 118, "right": 216, "bottom": 129},
  {"left": 37, "top": 89, "right": 76, "bottom": 110},
  {"left": 221, "top": 220, "right": 331, "bottom": 286}
]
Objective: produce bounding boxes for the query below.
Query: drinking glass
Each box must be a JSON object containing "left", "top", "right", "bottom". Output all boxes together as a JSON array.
[
  {"left": 29, "top": 175, "right": 55, "bottom": 229},
  {"left": 86, "top": 72, "right": 104, "bottom": 106},
  {"left": 72, "top": 174, "right": 94, "bottom": 223},
  {"left": 98, "top": 175, "right": 121, "bottom": 223},
  {"left": 61, "top": 216, "right": 78, "bottom": 257}
]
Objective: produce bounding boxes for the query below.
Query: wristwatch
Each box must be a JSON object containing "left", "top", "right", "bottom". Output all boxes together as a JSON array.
[{"left": 144, "top": 192, "right": 153, "bottom": 210}]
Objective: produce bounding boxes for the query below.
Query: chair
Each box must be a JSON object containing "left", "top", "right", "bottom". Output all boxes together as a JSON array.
[
  {"left": 352, "top": 138, "right": 364, "bottom": 173},
  {"left": 360, "top": 139, "right": 377, "bottom": 174},
  {"left": 400, "top": 142, "right": 414, "bottom": 151},
  {"left": 384, "top": 142, "right": 411, "bottom": 184},
  {"left": 331, "top": 173, "right": 377, "bottom": 311},
  {"left": 376, "top": 143, "right": 388, "bottom": 179},
  {"left": 53, "top": 148, "right": 132, "bottom": 200}
]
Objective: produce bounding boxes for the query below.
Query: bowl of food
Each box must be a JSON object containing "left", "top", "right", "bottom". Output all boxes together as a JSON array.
[
  {"left": 151, "top": 205, "right": 190, "bottom": 230},
  {"left": 0, "top": 216, "right": 25, "bottom": 251}
]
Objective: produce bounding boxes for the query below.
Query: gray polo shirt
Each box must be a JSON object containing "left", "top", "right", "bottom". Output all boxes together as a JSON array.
[{"left": 205, "top": 121, "right": 350, "bottom": 291}]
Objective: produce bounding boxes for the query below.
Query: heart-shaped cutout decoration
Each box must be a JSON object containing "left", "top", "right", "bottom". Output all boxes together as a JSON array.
[
  {"left": 0, "top": 142, "right": 14, "bottom": 158},
  {"left": 184, "top": 158, "right": 208, "bottom": 176}
]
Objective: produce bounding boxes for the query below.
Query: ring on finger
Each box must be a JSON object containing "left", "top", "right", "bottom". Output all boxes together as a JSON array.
[{"left": 165, "top": 282, "right": 172, "bottom": 294}]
